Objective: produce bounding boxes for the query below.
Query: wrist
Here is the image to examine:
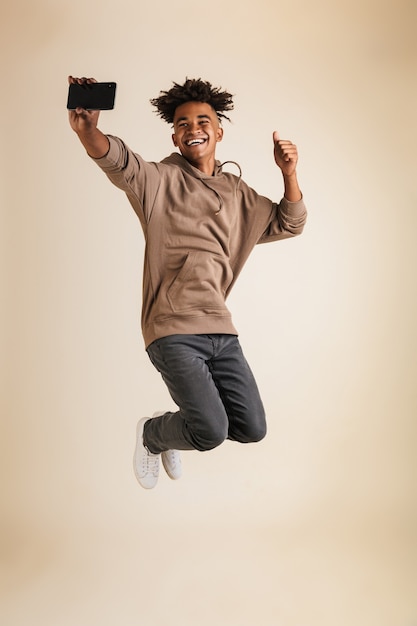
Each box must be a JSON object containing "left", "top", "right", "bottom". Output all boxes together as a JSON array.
[
  {"left": 78, "top": 128, "right": 110, "bottom": 159},
  {"left": 76, "top": 124, "right": 100, "bottom": 140},
  {"left": 283, "top": 172, "right": 302, "bottom": 202},
  {"left": 282, "top": 171, "right": 297, "bottom": 183}
]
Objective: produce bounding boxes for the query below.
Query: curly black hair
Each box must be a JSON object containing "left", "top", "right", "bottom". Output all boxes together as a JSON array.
[{"left": 150, "top": 77, "right": 234, "bottom": 124}]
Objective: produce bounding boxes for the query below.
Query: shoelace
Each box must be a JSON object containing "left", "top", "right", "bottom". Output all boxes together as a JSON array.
[
  {"left": 141, "top": 450, "right": 159, "bottom": 477},
  {"left": 163, "top": 450, "right": 180, "bottom": 467}
]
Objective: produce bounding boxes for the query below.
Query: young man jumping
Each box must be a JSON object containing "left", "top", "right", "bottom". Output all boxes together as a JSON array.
[{"left": 68, "top": 76, "right": 307, "bottom": 489}]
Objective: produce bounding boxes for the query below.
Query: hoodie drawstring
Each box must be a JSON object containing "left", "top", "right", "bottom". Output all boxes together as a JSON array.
[{"left": 202, "top": 160, "right": 242, "bottom": 215}]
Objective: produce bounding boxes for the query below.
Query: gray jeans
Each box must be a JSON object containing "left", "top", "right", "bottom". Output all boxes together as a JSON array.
[{"left": 143, "top": 334, "right": 266, "bottom": 453}]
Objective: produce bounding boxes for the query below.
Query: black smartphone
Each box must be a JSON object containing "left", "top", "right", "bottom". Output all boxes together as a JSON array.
[{"left": 67, "top": 82, "right": 117, "bottom": 110}]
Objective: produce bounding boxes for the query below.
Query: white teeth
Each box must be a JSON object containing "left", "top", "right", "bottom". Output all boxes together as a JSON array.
[{"left": 186, "top": 139, "right": 205, "bottom": 146}]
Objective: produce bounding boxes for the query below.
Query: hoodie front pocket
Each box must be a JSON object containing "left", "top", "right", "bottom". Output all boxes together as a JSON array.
[{"left": 166, "top": 250, "right": 232, "bottom": 314}]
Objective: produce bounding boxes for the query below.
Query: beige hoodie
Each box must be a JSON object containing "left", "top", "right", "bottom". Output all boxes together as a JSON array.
[{"left": 93, "top": 135, "right": 307, "bottom": 347}]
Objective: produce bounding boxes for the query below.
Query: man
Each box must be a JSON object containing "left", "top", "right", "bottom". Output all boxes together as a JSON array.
[{"left": 68, "top": 76, "right": 307, "bottom": 489}]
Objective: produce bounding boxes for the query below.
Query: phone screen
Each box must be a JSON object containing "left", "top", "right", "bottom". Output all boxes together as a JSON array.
[{"left": 67, "top": 82, "right": 117, "bottom": 110}]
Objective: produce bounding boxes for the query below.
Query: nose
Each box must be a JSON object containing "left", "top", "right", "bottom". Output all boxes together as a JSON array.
[{"left": 189, "top": 121, "right": 201, "bottom": 133}]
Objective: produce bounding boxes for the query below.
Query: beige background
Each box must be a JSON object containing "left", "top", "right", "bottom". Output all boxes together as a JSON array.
[{"left": 1, "top": 0, "right": 416, "bottom": 624}]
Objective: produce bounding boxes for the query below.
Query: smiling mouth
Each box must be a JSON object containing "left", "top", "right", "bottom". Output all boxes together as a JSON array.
[{"left": 185, "top": 138, "right": 207, "bottom": 146}]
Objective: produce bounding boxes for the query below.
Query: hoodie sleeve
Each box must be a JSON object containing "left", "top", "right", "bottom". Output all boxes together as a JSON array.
[
  {"left": 257, "top": 196, "right": 307, "bottom": 244},
  {"left": 91, "top": 135, "right": 161, "bottom": 227}
]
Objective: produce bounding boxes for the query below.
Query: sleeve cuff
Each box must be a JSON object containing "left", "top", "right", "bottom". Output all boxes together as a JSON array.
[{"left": 90, "top": 135, "right": 120, "bottom": 167}]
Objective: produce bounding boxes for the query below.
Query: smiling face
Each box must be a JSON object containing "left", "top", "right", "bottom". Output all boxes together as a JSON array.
[{"left": 172, "top": 101, "right": 224, "bottom": 174}]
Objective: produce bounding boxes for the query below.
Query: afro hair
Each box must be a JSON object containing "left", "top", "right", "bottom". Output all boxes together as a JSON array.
[{"left": 150, "top": 77, "right": 234, "bottom": 124}]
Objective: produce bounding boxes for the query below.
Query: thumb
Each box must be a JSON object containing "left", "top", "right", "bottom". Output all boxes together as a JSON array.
[{"left": 273, "top": 130, "right": 280, "bottom": 144}]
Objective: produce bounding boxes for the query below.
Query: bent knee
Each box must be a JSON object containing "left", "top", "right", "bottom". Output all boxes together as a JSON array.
[
  {"left": 230, "top": 415, "right": 267, "bottom": 444},
  {"left": 188, "top": 420, "right": 228, "bottom": 452},
  {"left": 251, "top": 422, "right": 267, "bottom": 442},
  {"left": 244, "top": 421, "right": 267, "bottom": 443}
]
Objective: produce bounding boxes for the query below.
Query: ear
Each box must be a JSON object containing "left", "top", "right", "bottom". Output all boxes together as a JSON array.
[
  {"left": 172, "top": 133, "right": 178, "bottom": 147},
  {"left": 216, "top": 127, "right": 224, "bottom": 143}
]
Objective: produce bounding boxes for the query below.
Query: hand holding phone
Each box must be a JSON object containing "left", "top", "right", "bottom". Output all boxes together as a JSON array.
[
  {"left": 67, "top": 77, "right": 112, "bottom": 158},
  {"left": 67, "top": 77, "right": 116, "bottom": 110}
]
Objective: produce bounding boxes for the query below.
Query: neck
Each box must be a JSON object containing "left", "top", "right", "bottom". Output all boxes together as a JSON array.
[{"left": 186, "top": 155, "right": 216, "bottom": 176}]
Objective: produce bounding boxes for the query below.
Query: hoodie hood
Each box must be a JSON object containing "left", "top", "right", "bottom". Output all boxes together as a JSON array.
[
  {"left": 161, "top": 152, "right": 242, "bottom": 180},
  {"left": 161, "top": 152, "right": 242, "bottom": 214}
]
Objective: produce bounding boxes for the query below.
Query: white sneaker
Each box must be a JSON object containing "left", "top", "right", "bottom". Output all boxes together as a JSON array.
[
  {"left": 162, "top": 449, "right": 182, "bottom": 480},
  {"left": 133, "top": 417, "right": 160, "bottom": 489},
  {"left": 152, "top": 411, "right": 182, "bottom": 481}
]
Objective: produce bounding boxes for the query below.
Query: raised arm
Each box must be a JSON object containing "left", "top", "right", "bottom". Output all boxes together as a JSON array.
[
  {"left": 67, "top": 76, "right": 110, "bottom": 158},
  {"left": 273, "top": 131, "right": 302, "bottom": 202}
]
